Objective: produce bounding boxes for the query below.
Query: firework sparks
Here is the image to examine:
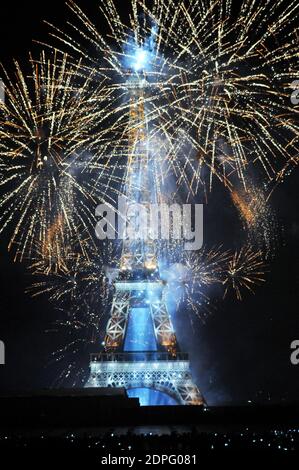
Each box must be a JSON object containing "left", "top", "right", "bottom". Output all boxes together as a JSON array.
[
  {"left": 45, "top": 0, "right": 299, "bottom": 194},
  {"left": 0, "top": 1, "right": 294, "bottom": 386},
  {"left": 183, "top": 247, "right": 230, "bottom": 287},
  {"left": 28, "top": 240, "right": 113, "bottom": 307},
  {"left": 0, "top": 51, "right": 119, "bottom": 261},
  {"left": 162, "top": 247, "right": 230, "bottom": 321},
  {"left": 231, "top": 182, "right": 278, "bottom": 258},
  {"left": 28, "top": 240, "right": 115, "bottom": 385},
  {"left": 47, "top": 301, "right": 103, "bottom": 387},
  {"left": 223, "top": 245, "right": 267, "bottom": 301}
]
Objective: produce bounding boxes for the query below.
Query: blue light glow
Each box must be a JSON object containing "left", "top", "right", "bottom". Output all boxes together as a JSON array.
[
  {"left": 127, "top": 388, "right": 178, "bottom": 406},
  {"left": 125, "top": 24, "right": 158, "bottom": 72},
  {"left": 133, "top": 48, "right": 148, "bottom": 71},
  {"left": 124, "top": 307, "right": 178, "bottom": 406},
  {"left": 124, "top": 307, "right": 156, "bottom": 351}
]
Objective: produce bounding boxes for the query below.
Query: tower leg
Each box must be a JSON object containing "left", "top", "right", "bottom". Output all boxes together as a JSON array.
[
  {"left": 105, "top": 290, "right": 130, "bottom": 351},
  {"left": 150, "top": 295, "right": 177, "bottom": 354},
  {"left": 176, "top": 378, "right": 204, "bottom": 405}
]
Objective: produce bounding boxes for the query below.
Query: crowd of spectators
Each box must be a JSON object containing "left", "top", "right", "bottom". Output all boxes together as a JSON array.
[{"left": 0, "top": 427, "right": 298, "bottom": 454}]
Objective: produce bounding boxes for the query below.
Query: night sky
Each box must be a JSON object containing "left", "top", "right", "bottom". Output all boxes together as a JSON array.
[{"left": 0, "top": 0, "right": 298, "bottom": 405}]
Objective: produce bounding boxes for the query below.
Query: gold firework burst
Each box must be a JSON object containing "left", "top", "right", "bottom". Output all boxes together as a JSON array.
[
  {"left": 0, "top": 51, "right": 117, "bottom": 261},
  {"left": 223, "top": 245, "right": 266, "bottom": 300}
]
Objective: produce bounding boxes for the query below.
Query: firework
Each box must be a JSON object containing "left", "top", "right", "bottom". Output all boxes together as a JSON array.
[
  {"left": 28, "top": 240, "right": 116, "bottom": 386},
  {"left": 28, "top": 240, "right": 113, "bottom": 307},
  {"left": 223, "top": 245, "right": 266, "bottom": 301},
  {"left": 0, "top": 51, "right": 119, "bottom": 261},
  {"left": 183, "top": 247, "right": 230, "bottom": 287},
  {"left": 0, "top": 0, "right": 291, "bottom": 393},
  {"left": 161, "top": 246, "right": 229, "bottom": 322},
  {"left": 47, "top": 301, "right": 102, "bottom": 387},
  {"left": 230, "top": 181, "right": 278, "bottom": 258},
  {"left": 45, "top": 0, "right": 299, "bottom": 195}
]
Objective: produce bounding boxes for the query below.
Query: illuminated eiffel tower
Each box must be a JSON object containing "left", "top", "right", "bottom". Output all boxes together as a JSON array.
[{"left": 86, "top": 74, "right": 204, "bottom": 405}]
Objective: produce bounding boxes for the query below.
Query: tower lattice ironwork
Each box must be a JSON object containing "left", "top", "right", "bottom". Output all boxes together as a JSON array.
[{"left": 86, "top": 76, "right": 204, "bottom": 405}]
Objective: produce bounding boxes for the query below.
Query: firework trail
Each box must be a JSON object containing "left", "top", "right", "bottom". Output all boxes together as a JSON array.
[
  {"left": 0, "top": 1, "right": 291, "bottom": 386},
  {"left": 230, "top": 182, "right": 279, "bottom": 258},
  {"left": 44, "top": 0, "right": 299, "bottom": 195},
  {"left": 29, "top": 240, "right": 113, "bottom": 307},
  {"left": 160, "top": 246, "right": 229, "bottom": 322},
  {"left": 223, "top": 245, "right": 267, "bottom": 301},
  {"left": 47, "top": 301, "right": 102, "bottom": 387},
  {"left": 183, "top": 247, "right": 230, "bottom": 287},
  {"left": 29, "top": 241, "right": 115, "bottom": 386},
  {"left": 2, "top": 0, "right": 277, "bottom": 311},
  {"left": 0, "top": 51, "right": 120, "bottom": 261},
  {"left": 162, "top": 244, "right": 266, "bottom": 318},
  {"left": 1, "top": 0, "right": 296, "bottom": 265}
]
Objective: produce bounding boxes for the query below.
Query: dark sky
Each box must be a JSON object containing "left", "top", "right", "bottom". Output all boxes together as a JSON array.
[{"left": 0, "top": 0, "right": 299, "bottom": 405}]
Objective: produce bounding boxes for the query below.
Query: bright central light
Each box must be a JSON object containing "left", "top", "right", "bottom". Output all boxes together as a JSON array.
[{"left": 133, "top": 48, "right": 147, "bottom": 71}]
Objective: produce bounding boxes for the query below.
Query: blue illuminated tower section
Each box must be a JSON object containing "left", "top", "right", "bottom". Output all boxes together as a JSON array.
[{"left": 85, "top": 73, "right": 204, "bottom": 406}]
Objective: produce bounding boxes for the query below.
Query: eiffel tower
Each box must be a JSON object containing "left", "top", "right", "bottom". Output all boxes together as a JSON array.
[{"left": 86, "top": 74, "right": 204, "bottom": 405}]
